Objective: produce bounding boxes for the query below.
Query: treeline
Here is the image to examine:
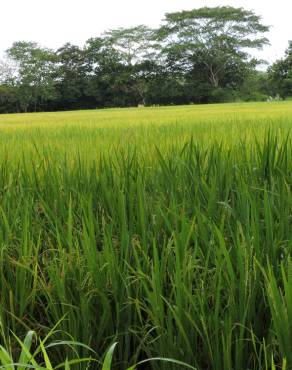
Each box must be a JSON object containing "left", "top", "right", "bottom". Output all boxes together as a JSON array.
[{"left": 0, "top": 6, "right": 291, "bottom": 113}]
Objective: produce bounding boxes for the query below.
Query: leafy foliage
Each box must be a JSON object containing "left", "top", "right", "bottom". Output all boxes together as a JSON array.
[
  {"left": 268, "top": 41, "right": 292, "bottom": 99},
  {"left": 0, "top": 6, "right": 271, "bottom": 112}
]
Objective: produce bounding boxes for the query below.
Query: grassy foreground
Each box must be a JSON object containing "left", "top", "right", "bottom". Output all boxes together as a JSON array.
[{"left": 0, "top": 102, "right": 292, "bottom": 369}]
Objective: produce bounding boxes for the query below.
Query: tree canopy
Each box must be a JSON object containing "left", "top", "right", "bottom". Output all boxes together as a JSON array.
[
  {"left": 0, "top": 6, "right": 276, "bottom": 113},
  {"left": 268, "top": 41, "right": 292, "bottom": 99},
  {"left": 157, "top": 7, "right": 269, "bottom": 88}
]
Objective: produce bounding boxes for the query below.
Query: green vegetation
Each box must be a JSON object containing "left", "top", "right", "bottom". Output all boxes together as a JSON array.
[
  {"left": 0, "top": 102, "right": 292, "bottom": 369},
  {"left": 268, "top": 41, "right": 292, "bottom": 100},
  {"left": 0, "top": 6, "right": 272, "bottom": 113},
  {"left": 2, "top": 6, "right": 292, "bottom": 113}
]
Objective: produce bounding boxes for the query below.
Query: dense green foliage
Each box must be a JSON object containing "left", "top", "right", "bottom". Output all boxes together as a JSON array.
[
  {"left": 0, "top": 103, "right": 292, "bottom": 369},
  {"left": 268, "top": 41, "right": 292, "bottom": 99},
  {"left": 0, "top": 6, "right": 272, "bottom": 113}
]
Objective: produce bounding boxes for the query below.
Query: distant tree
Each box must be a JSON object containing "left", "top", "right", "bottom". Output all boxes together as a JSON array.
[
  {"left": 0, "top": 84, "right": 18, "bottom": 113},
  {"left": 101, "top": 26, "right": 161, "bottom": 105},
  {"left": 102, "top": 25, "right": 156, "bottom": 65},
  {"left": 84, "top": 37, "right": 131, "bottom": 107},
  {"left": 6, "top": 42, "right": 58, "bottom": 112},
  {"left": 0, "top": 58, "right": 18, "bottom": 85},
  {"left": 239, "top": 70, "right": 270, "bottom": 101},
  {"left": 157, "top": 6, "right": 270, "bottom": 101},
  {"left": 0, "top": 6, "right": 273, "bottom": 113},
  {"left": 268, "top": 41, "right": 292, "bottom": 99},
  {"left": 55, "top": 43, "right": 88, "bottom": 109}
]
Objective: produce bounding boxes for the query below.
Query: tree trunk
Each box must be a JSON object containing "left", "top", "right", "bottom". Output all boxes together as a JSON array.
[{"left": 209, "top": 68, "right": 219, "bottom": 88}]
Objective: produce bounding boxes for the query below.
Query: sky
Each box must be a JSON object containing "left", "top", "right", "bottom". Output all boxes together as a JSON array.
[{"left": 0, "top": 0, "right": 291, "bottom": 65}]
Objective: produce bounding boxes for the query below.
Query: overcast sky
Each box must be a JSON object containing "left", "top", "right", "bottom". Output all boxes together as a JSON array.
[{"left": 1, "top": 0, "right": 291, "bottom": 64}]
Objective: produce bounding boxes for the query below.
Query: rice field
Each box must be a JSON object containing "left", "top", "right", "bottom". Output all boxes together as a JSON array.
[{"left": 0, "top": 102, "right": 292, "bottom": 369}]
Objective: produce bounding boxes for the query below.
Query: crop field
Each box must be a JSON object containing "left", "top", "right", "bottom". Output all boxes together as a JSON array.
[{"left": 0, "top": 102, "right": 292, "bottom": 370}]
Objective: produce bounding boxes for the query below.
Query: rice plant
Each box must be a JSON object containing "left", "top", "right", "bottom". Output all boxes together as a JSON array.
[{"left": 0, "top": 102, "right": 292, "bottom": 369}]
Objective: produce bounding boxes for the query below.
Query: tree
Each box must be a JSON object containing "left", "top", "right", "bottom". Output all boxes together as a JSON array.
[
  {"left": 6, "top": 42, "right": 58, "bottom": 112},
  {"left": 268, "top": 41, "right": 292, "bottom": 99},
  {"left": 0, "top": 7, "right": 273, "bottom": 113},
  {"left": 55, "top": 43, "right": 88, "bottom": 109},
  {"left": 0, "top": 84, "right": 18, "bottom": 113},
  {"left": 101, "top": 26, "right": 159, "bottom": 105},
  {"left": 157, "top": 6, "right": 269, "bottom": 100},
  {"left": 0, "top": 58, "right": 18, "bottom": 85},
  {"left": 84, "top": 37, "right": 131, "bottom": 107},
  {"left": 0, "top": 58, "right": 19, "bottom": 112},
  {"left": 102, "top": 25, "right": 156, "bottom": 65}
]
